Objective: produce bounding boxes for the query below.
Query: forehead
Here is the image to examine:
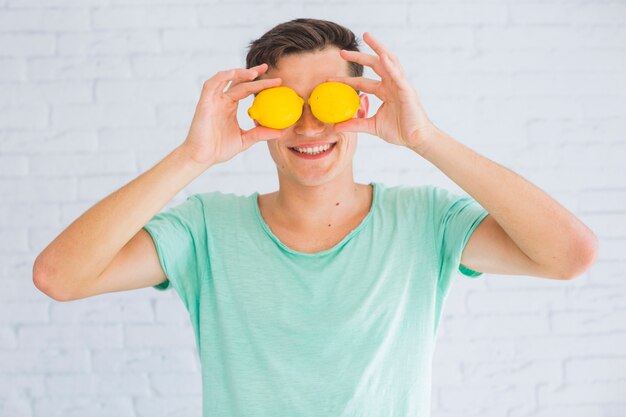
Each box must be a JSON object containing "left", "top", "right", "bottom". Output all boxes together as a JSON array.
[{"left": 260, "top": 47, "right": 352, "bottom": 97}]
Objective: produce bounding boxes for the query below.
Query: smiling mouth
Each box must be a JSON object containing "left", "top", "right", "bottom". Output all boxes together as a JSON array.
[
  {"left": 288, "top": 142, "right": 337, "bottom": 153},
  {"left": 288, "top": 142, "right": 337, "bottom": 158}
]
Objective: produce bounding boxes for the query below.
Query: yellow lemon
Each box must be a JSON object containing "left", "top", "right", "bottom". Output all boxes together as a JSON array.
[
  {"left": 247, "top": 86, "right": 304, "bottom": 129},
  {"left": 307, "top": 81, "right": 360, "bottom": 124}
]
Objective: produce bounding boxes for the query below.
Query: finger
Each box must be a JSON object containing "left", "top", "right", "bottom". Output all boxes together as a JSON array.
[
  {"left": 220, "top": 69, "right": 259, "bottom": 95},
  {"left": 213, "top": 64, "right": 270, "bottom": 93},
  {"left": 338, "top": 49, "right": 387, "bottom": 80},
  {"left": 241, "top": 125, "right": 286, "bottom": 149},
  {"left": 379, "top": 53, "right": 410, "bottom": 89},
  {"left": 224, "top": 63, "right": 271, "bottom": 90},
  {"left": 363, "top": 32, "right": 398, "bottom": 63},
  {"left": 332, "top": 115, "right": 376, "bottom": 136},
  {"left": 325, "top": 76, "right": 380, "bottom": 95},
  {"left": 226, "top": 76, "right": 283, "bottom": 102}
]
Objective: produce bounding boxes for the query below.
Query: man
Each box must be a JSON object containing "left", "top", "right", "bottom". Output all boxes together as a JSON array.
[{"left": 33, "top": 18, "right": 598, "bottom": 417}]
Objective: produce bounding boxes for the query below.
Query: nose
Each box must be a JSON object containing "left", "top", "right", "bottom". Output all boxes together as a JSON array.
[{"left": 293, "top": 101, "right": 326, "bottom": 136}]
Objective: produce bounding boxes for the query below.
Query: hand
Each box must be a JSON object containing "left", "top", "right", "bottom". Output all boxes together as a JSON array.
[
  {"left": 180, "top": 64, "right": 286, "bottom": 166},
  {"left": 326, "top": 31, "right": 436, "bottom": 150}
]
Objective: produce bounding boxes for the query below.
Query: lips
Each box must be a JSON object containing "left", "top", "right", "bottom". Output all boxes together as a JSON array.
[
  {"left": 288, "top": 141, "right": 337, "bottom": 150},
  {"left": 288, "top": 142, "right": 337, "bottom": 159}
]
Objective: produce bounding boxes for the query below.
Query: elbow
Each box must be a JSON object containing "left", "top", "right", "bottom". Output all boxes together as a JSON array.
[
  {"left": 562, "top": 232, "right": 600, "bottom": 280},
  {"left": 32, "top": 256, "right": 73, "bottom": 302}
]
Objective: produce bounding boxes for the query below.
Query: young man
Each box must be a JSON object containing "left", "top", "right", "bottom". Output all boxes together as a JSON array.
[{"left": 33, "top": 18, "right": 598, "bottom": 417}]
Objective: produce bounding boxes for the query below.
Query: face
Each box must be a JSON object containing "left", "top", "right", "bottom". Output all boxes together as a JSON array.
[{"left": 254, "top": 47, "right": 369, "bottom": 188}]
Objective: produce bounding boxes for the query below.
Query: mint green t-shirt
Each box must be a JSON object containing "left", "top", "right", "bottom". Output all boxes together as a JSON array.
[{"left": 143, "top": 181, "right": 489, "bottom": 417}]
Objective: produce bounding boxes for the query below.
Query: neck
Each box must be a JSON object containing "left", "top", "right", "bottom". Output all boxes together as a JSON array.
[{"left": 269, "top": 174, "right": 369, "bottom": 231}]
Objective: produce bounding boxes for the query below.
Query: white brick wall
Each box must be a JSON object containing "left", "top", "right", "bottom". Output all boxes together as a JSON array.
[{"left": 1, "top": 1, "right": 624, "bottom": 416}]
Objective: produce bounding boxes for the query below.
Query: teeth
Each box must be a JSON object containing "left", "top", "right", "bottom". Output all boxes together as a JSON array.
[{"left": 292, "top": 143, "right": 333, "bottom": 155}]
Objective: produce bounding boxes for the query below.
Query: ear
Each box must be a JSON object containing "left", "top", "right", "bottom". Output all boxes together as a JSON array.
[{"left": 356, "top": 93, "right": 369, "bottom": 118}]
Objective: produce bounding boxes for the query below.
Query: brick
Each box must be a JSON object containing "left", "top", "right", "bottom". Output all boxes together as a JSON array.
[
  {"left": 95, "top": 78, "right": 197, "bottom": 103},
  {"left": 0, "top": 253, "right": 39, "bottom": 278},
  {"left": 0, "top": 228, "right": 28, "bottom": 252},
  {"left": 524, "top": 405, "right": 603, "bottom": 417},
  {"left": 440, "top": 384, "right": 534, "bottom": 415},
  {"left": 511, "top": 3, "right": 626, "bottom": 24},
  {"left": 57, "top": 31, "right": 160, "bottom": 56},
  {"left": 131, "top": 53, "right": 198, "bottom": 78},
  {"left": 586, "top": 260, "right": 626, "bottom": 287},
  {"left": 516, "top": 334, "right": 626, "bottom": 359},
  {"left": 477, "top": 97, "right": 584, "bottom": 122},
  {"left": 134, "top": 396, "right": 202, "bottom": 417},
  {"left": 91, "top": 348, "right": 199, "bottom": 372},
  {"left": 466, "top": 288, "right": 567, "bottom": 314},
  {"left": 0, "top": 375, "right": 44, "bottom": 396},
  {"left": 538, "top": 381, "right": 626, "bottom": 405},
  {"left": 0, "top": 394, "right": 32, "bottom": 417},
  {"left": 441, "top": 313, "right": 551, "bottom": 339},
  {"left": 0, "top": 58, "right": 26, "bottom": 81},
  {"left": 0, "top": 9, "right": 89, "bottom": 31},
  {"left": 583, "top": 96, "right": 626, "bottom": 118},
  {"left": 463, "top": 359, "right": 562, "bottom": 386},
  {"left": 0, "top": 178, "right": 77, "bottom": 203},
  {"left": 162, "top": 28, "right": 275, "bottom": 52},
  {"left": 0, "top": 82, "right": 92, "bottom": 106},
  {"left": 301, "top": 4, "right": 408, "bottom": 26},
  {"left": 7, "top": 0, "right": 107, "bottom": 6},
  {"left": 0, "top": 203, "right": 58, "bottom": 228},
  {"left": 28, "top": 56, "right": 132, "bottom": 80},
  {"left": 432, "top": 360, "right": 463, "bottom": 386},
  {"left": 0, "top": 104, "right": 48, "bottom": 128},
  {"left": 97, "top": 127, "right": 186, "bottom": 151},
  {"left": 565, "top": 357, "right": 626, "bottom": 382},
  {"left": 580, "top": 189, "right": 626, "bottom": 212},
  {"left": 154, "top": 299, "right": 190, "bottom": 323},
  {"left": 1, "top": 130, "right": 98, "bottom": 154},
  {"left": 552, "top": 310, "right": 626, "bottom": 334},
  {"left": 32, "top": 397, "right": 134, "bottom": 417},
  {"left": 0, "top": 34, "right": 54, "bottom": 57},
  {"left": 124, "top": 324, "right": 196, "bottom": 348},
  {"left": 409, "top": 3, "right": 508, "bottom": 25},
  {"left": 18, "top": 324, "right": 123, "bottom": 348},
  {"left": 0, "top": 301, "right": 48, "bottom": 323},
  {"left": 197, "top": 4, "right": 306, "bottom": 27},
  {"left": 567, "top": 287, "right": 626, "bottom": 311},
  {"left": 150, "top": 372, "right": 202, "bottom": 395},
  {"left": 528, "top": 119, "right": 626, "bottom": 147},
  {"left": 29, "top": 152, "right": 137, "bottom": 176},
  {"left": 594, "top": 238, "right": 625, "bottom": 261},
  {"left": 0, "top": 155, "right": 28, "bottom": 176},
  {"left": 45, "top": 373, "right": 150, "bottom": 396},
  {"left": 476, "top": 26, "right": 626, "bottom": 50},
  {"left": 50, "top": 299, "right": 154, "bottom": 323},
  {"left": 0, "top": 348, "right": 89, "bottom": 373},
  {"left": 154, "top": 101, "right": 198, "bottom": 128},
  {"left": 52, "top": 104, "right": 156, "bottom": 128},
  {"left": 92, "top": 6, "right": 197, "bottom": 29},
  {"left": 0, "top": 277, "right": 48, "bottom": 301},
  {"left": 0, "top": 326, "right": 18, "bottom": 348},
  {"left": 576, "top": 213, "right": 625, "bottom": 238},
  {"left": 464, "top": 49, "right": 626, "bottom": 72}
]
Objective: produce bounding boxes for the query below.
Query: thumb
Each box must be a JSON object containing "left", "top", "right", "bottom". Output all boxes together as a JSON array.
[{"left": 241, "top": 126, "right": 285, "bottom": 149}]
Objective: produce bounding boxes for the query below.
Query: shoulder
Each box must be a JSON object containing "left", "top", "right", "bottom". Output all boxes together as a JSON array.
[
  {"left": 376, "top": 182, "right": 434, "bottom": 209},
  {"left": 191, "top": 189, "right": 254, "bottom": 222}
]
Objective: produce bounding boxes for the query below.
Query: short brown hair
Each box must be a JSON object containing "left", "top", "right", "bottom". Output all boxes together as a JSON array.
[{"left": 245, "top": 18, "right": 363, "bottom": 94}]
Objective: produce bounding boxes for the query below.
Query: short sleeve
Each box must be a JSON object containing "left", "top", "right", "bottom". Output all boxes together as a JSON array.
[
  {"left": 431, "top": 186, "right": 489, "bottom": 289},
  {"left": 142, "top": 194, "right": 208, "bottom": 311}
]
